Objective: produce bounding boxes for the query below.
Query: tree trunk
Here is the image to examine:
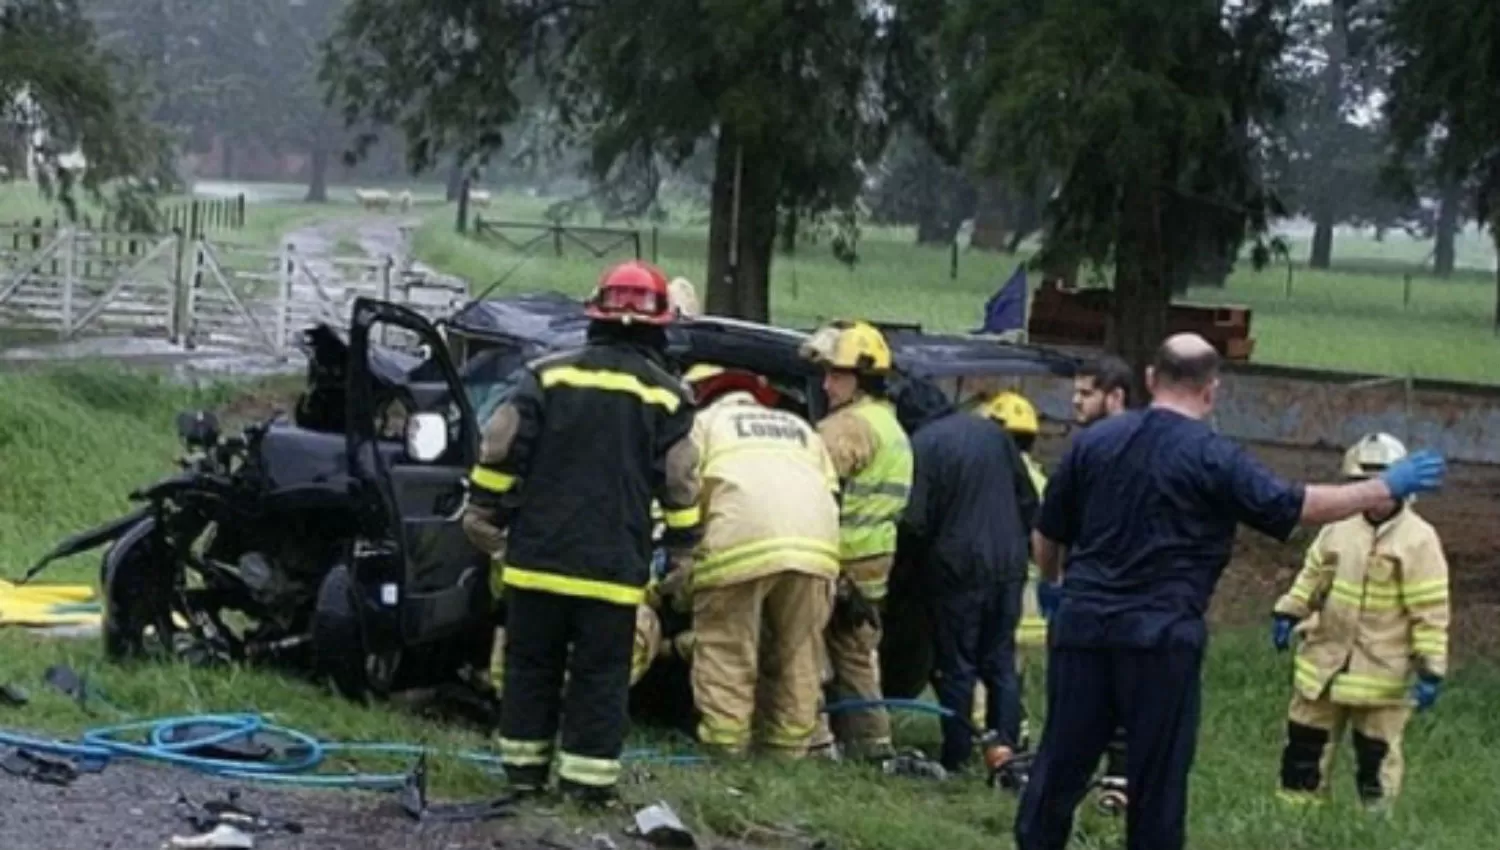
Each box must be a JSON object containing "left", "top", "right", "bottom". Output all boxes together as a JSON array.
[
  {"left": 1309, "top": 209, "right": 1334, "bottom": 269},
  {"left": 1305, "top": 1, "right": 1347, "bottom": 271},
  {"left": 780, "top": 207, "right": 799, "bottom": 255},
  {"left": 305, "top": 146, "right": 329, "bottom": 203},
  {"left": 1491, "top": 212, "right": 1500, "bottom": 330},
  {"left": 1110, "top": 183, "right": 1171, "bottom": 403},
  {"left": 446, "top": 159, "right": 464, "bottom": 202},
  {"left": 916, "top": 212, "right": 961, "bottom": 246},
  {"left": 706, "top": 132, "right": 780, "bottom": 321},
  {"left": 1434, "top": 180, "right": 1460, "bottom": 277},
  {"left": 971, "top": 181, "right": 1009, "bottom": 252}
]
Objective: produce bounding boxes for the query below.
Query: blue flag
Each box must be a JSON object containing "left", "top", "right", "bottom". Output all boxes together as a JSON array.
[{"left": 976, "top": 264, "right": 1027, "bottom": 334}]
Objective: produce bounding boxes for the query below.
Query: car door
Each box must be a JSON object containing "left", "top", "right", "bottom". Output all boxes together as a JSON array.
[{"left": 345, "top": 297, "right": 490, "bottom": 650}]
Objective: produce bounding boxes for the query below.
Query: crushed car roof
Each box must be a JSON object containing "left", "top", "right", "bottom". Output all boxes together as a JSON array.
[{"left": 445, "top": 292, "right": 1078, "bottom": 379}]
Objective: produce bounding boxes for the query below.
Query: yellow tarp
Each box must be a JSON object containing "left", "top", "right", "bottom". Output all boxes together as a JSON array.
[{"left": 0, "top": 579, "right": 103, "bottom": 628}]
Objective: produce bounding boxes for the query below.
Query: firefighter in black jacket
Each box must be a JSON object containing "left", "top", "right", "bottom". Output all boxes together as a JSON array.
[{"left": 462, "top": 260, "right": 702, "bottom": 805}]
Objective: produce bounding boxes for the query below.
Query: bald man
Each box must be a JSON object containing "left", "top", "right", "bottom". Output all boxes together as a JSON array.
[{"left": 1014, "top": 334, "right": 1447, "bottom": 850}]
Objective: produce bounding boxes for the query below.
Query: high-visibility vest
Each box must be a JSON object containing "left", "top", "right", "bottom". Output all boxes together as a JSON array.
[
  {"left": 1016, "top": 453, "right": 1050, "bottom": 647},
  {"left": 838, "top": 399, "right": 913, "bottom": 563}
]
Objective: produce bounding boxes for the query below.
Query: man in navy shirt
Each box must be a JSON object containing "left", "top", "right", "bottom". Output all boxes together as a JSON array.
[{"left": 1014, "top": 334, "right": 1446, "bottom": 850}]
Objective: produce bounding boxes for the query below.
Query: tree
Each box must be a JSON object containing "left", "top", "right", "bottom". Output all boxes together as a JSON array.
[
  {"left": 866, "top": 131, "right": 976, "bottom": 245},
  {"left": 324, "top": 0, "right": 915, "bottom": 321},
  {"left": 926, "top": 0, "right": 1292, "bottom": 373},
  {"left": 1, "top": 0, "right": 170, "bottom": 220},
  {"left": 1385, "top": 0, "right": 1500, "bottom": 324}
]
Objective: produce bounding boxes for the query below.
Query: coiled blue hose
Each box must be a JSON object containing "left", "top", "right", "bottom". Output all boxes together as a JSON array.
[
  {"left": 824, "top": 698, "right": 956, "bottom": 718},
  {"left": 1, "top": 713, "right": 704, "bottom": 789}
]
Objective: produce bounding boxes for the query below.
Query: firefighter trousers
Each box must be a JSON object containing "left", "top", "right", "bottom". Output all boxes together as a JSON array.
[
  {"left": 497, "top": 587, "right": 636, "bottom": 794},
  {"left": 930, "top": 580, "right": 1024, "bottom": 771},
  {"left": 1278, "top": 692, "right": 1411, "bottom": 805},
  {"left": 691, "top": 571, "right": 834, "bottom": 757},
  {"left": 1015, "top": 641, "right": 1204, "bottom": 850}
]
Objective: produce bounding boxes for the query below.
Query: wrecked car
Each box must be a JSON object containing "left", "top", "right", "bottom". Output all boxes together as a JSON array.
[
  {"left": 27, "top": 300, "right": 495, "bottom": 705},
  {"left": 27, "top": 290, "right": 1076, "bottom": 714}
]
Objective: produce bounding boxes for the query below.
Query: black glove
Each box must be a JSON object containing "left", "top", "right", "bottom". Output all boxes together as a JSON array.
[{"left": 832, "top": 575, "right": 881, "bottom": 633}]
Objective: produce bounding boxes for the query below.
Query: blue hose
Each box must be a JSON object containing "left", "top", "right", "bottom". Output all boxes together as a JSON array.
[
  {"left": 4, "top": 713, "right": 703, "bottom": 789},
  {"left": 823, "top": 698, "right": 956, "bottom": 719}
]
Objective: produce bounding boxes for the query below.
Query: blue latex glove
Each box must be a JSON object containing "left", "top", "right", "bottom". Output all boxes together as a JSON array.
[
  {"left": 1380, "top": 450, "right": 1447, "bottom": 501},
  {"left": 1271, "top": 614, "right": 1298, "bottom": 652},
  {"left": 1412, "top": 674, "right": 1442, "bottom": 712},
  {"left": 1037, "top": 581, "right": 1062, "bottom": 620}
]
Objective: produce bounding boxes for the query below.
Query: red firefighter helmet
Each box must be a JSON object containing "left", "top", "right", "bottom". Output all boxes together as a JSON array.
[{"left": 585, "top": 261, "right": 674, "bottom": 326}]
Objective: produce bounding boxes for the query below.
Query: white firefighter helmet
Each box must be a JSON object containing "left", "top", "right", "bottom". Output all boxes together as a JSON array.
[{"left": 1342, "top": 433, "right": 1407, "bottom": 479}]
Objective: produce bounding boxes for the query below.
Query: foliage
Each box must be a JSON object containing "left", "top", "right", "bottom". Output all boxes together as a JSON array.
[
  {"left": 920, "top": 0, "right": 1295, "bottom": 364},
  {"left": 0, "top": 0, "right": 172, "bottom": 223},
  {"left": 322, "top": 0, "right": 927, "bottom": 319},
  {"left": 866, "top": 131, "right": 976, "bottom": 245}
]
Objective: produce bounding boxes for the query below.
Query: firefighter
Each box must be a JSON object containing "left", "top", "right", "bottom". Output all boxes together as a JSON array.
[
  {"left": 677, "top": 363, "right": 841, "bottom": 758},
  {"left": 461, "top": 259, "right": 701, "bottom": 805},
  {"left": 985, "top": 392, "right": 1049, "bottom": 651},
  {"left": 798, "top": 320, "right": 913, "bottom": 761},
  {"left": 981, "top": 391, "right": 1049, "bottom": 752},
  {"left": 1273, "top": 432, "right": 1451, "bottom": 809}
]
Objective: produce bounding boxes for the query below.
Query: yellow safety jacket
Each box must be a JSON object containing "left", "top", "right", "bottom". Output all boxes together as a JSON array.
[
  {"left": 1274, "top": 506, "right": 1450, "bottom": 707},
  {"left": 1016, "top": 453, "right": 1049, "bottom": 648},
  {"left": 689, "top": 392, "right": 842, "bottom": 590},
  {"left": 819, "top": 396, "right": 913, "bottom": 600}
]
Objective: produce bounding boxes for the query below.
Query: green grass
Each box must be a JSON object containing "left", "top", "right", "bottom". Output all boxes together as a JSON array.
[
  {"left": 412, "top": 196, "right": 1500, "bottom": 384},
  {"left": 0, "top": 369, "right": 1497, "bottom": 850}
]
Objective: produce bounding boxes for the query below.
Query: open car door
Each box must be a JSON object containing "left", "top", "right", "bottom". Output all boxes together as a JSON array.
[{"left": 345, "top": 298, "right": 491, "bottom": 688}]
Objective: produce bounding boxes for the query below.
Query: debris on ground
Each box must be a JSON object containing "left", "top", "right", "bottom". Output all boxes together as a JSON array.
[
  {"left": 589, "top": 832, "right": 618, "bottom": 850},
  {"left": 399, "top": 752, "right": 515, "bottom": 824},
  {"left": 175, "top": 789, "right": 305, "bottom": 836},
  {"left": 167, "top": 824, "right": 256, "bottom": 849},
  {"left": 40, "top": 663, "right": 121, "bottom": 716},
  {"left": 0, "top": 683, "right": 29, "bottom": 707},
  {"left": 1, "top": 747, "right": 80, "bottom": 786},
  {"left": 631, "top": 801, "right": 696, "bottom": 848},
  {"left": 880, "top": 750, "right": 948, "bottom": 781}
]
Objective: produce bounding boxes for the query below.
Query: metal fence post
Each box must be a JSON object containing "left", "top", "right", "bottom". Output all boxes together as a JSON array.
[
  {"left": 379, "top": 256, "right": 393, "bottom": 347},
  {"left": 276, "top": 241, "right": 293, "bottom": 353},
  {"left": 60, "top": 227, "right": 75, "bottom": 339}
]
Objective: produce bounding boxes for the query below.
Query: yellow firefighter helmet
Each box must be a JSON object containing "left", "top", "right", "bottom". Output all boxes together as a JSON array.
[
  {"left": 683, "top": 363, "right": 725, "bottom": 384},
  {"left": 984, "top": 391, "right": 1040, "bottom": 436},
  {"left": 1342, "top": 433, "right": 1407, "bottom": 479},
  {"left": 799, "top": 320, "right": 892, "bottom": 374}
]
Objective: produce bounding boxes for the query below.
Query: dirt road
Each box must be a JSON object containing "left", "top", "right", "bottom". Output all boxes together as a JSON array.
[{"left": 0, "top": 757, "right": 666, "bottom": 850}]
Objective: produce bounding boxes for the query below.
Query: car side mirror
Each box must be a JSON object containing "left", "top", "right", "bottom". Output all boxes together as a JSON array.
[
  {"left": 405, "top": 412, "right": 449, "bottom": 463},
  {"left": 176, "top": 410, "right": 220, "bottom": 449}
]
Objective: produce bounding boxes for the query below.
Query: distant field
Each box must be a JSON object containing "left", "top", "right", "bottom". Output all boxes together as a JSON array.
[{"left": 411, "top": 193, "right": 1500, "bottom": 384}]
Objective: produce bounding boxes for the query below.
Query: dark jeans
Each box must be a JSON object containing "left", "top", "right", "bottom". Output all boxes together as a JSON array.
[
  {"left": 1014, "top": 642, "right": 1204, "bottom": 850},
  {"left": 928, "top": 579, "right": 1024, "bottom": 770}
]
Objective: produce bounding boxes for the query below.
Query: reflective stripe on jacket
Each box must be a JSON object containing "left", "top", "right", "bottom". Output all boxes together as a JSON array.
[
  {"left": 690, "top": 392, "right": 841, "bottom": 590},
  {"left": 1016, "top": 453, "right": 1049, "bottom": 647},
  {"left": 1274, "top": 507, "right": 1450, "bottom": 707},
  {"left": 466, "top": 341, "right": 700, "bottom": 608},
  {"left": 821, "top": 398, "right": 913, "bottom": 576}
]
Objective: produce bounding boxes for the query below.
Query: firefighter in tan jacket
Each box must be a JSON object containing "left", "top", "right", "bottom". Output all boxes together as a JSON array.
[
  {"left": 799, "top": 321, "right": 914, "bottom": 761},
  {"left": 675, "top": 364, "right": 842, "bottom": 757},
  {"left": 1273, "top": 433, "right": 1450, "bottom": 808}
]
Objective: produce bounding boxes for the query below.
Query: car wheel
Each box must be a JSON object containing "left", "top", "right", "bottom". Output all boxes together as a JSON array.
[
  {"left": 311, "top": 565, "right": 372, "bottom": 701},
  {"left": 101, "top": 519, "right": 176, "bottom": 661}
]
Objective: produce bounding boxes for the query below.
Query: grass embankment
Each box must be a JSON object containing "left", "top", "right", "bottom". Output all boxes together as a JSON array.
[
  {"left": 414, "top": 199, "right": 1500, "bottom": 384},
  {"left": 2, "top": 370, "right": 1499, "bottom": 849}
]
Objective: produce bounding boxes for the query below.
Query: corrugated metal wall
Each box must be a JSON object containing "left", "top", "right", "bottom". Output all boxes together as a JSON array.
[{"left": 941, "top": 364, "right": 1500, "bottom": 466}]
